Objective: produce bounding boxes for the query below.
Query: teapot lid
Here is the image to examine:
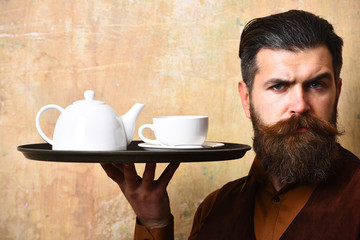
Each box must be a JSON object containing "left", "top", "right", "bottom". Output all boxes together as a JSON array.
[{"left": 73, "top": 90, "right": 104, "bottom": 105}]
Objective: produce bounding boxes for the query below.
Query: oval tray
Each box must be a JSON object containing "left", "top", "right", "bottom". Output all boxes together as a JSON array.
[{"left": 17, "top": 141, "right": 251, "bottom": 163}]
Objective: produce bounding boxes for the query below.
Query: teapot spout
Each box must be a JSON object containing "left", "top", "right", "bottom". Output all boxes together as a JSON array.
[{"left": 121, "top": 103, "right": 145, "bottom": 145}]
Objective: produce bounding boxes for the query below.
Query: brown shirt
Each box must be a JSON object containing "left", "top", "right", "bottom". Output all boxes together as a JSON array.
[{"left": 134, "top": 157, "right": 315, "bottom": 240}]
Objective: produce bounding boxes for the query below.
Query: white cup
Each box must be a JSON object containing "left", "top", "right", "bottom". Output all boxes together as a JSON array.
[{"left": 138, "top": 116, "right": 208, "bottom": 146}]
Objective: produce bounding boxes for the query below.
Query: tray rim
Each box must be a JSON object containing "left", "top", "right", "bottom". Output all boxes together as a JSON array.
[{"left": 17, "top": 141, "right": 252, "bottom": 163}]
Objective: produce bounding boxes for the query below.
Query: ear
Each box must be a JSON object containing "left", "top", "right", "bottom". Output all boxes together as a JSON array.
[
  {"left": 336, "top": 78, "right": 342, "bottom": 100},
  {"left": 238, "top": 81, "right": 251, "bottom": 119}
]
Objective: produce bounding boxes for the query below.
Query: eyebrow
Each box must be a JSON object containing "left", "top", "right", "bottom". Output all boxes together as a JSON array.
[
  {"left": 264, "top": 72, "right": 334, "bottom": 88},
  {"left": 305, "top": 73, "right": 333, "bottom": 84}
]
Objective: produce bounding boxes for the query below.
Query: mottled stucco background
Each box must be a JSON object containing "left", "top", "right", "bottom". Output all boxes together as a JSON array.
[{"left": 1, "top": 0, "right": 359, "bottom": 239}]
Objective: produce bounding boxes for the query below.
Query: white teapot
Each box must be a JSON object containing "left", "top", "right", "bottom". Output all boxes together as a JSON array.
[{"left": 35, "top": 90, "right": 145, "bottom": 151}]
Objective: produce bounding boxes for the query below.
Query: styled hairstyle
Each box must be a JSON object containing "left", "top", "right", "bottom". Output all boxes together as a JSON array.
[{"left": 239, "top": 10, "right": 343, "bottom": 93}]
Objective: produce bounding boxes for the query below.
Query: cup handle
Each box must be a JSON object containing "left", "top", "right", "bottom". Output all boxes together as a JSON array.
[
  {"left": 138, "top": 124, "right": 160, "bottom": 145},
  {"left": 35, "top": 104, "right": 64, "bottom": 145}
]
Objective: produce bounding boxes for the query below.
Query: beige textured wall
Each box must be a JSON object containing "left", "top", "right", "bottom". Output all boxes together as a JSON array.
[{"left": 1, "top": 0, "right": 359, "bottom": 239}]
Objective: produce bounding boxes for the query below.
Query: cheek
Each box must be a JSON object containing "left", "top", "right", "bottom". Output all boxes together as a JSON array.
[
  {"left": 251, "top": 95, "right": 287, "bottom": 125},
  {"left": 310, "top": 96, "right": 337, "bottom": 122}
]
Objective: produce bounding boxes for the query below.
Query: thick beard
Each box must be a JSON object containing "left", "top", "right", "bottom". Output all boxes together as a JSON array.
[{"left": 251, "top": 106, "right": 342, "bottom": 186}]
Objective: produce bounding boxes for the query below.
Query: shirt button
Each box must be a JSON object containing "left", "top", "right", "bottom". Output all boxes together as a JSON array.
[{"left": 273, "top": 196, "right": 280, "bottom": 202}]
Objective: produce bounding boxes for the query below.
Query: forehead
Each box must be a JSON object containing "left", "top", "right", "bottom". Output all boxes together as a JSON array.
[{"left": 254, "top": 45, "right": 335, "bottom": 83}]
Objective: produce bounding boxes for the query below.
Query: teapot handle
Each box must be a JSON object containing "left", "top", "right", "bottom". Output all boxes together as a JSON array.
[{"left": 35, "top": 104, "right": 64, "bottom": 145}]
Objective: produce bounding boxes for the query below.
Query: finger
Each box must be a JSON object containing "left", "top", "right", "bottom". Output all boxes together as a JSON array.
[
  {"left": 142, "top": 163, "right": 156, "bottom": 189},
  {"left": 122, "top": 163, "right": 141, "bottom": 189},
  {"left": 112, "top": 163, "right": 125, "bottom": 172},
  {"left": 158, "top": 162, "right": 180, "bottom": 188},
  {"left": 100, "top": 163, "right": 124, "bottom": 185}
]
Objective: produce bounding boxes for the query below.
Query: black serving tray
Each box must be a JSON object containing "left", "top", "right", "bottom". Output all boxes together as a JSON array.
[{"left": 17, "top": 141, "right": 251, "bottom": 163}]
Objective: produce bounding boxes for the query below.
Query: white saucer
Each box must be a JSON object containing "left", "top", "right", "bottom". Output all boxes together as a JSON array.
[{"left": 138, "top": 141, "right": 225, "bottom": 150}]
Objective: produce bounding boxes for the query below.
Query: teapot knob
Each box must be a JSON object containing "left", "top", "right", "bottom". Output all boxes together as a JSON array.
[{"left": 84, "top": 90, "right": 95, "bottom": 101}]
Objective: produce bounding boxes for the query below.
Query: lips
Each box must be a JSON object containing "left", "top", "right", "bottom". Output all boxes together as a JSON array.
[{"left": 294, "top": 127, "right": 308, "bottom": 133}]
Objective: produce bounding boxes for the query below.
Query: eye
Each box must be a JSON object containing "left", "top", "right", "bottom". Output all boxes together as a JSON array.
[
  {"left": 271, "top": 83, "right": 287, "bottom": 92},
  {"left": 309, "top": 81, "right": 324, "bottom": 89}
]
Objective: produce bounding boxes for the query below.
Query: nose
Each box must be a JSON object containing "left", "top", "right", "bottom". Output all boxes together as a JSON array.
[{"left": 289, "top": 87, "right": 310, "bottom": 116}]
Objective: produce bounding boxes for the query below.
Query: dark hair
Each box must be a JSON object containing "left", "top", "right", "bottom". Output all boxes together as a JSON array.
[{"left": 239, "top": 10, "right": 343, "bottom": 93}]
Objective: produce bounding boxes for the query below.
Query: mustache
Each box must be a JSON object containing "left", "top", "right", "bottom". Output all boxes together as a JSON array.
[{"left": 254, "top": 113, "right": 343, "bottom": 138}]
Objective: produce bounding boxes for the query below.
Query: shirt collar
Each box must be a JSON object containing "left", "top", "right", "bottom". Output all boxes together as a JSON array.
[{"left": 248, "top": 155, "right": 267, "bottom": 183}]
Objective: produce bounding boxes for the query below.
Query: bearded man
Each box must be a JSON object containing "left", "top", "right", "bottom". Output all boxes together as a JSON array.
[{"left": 101, "top": 10, "right": 360, "bottom": 240}]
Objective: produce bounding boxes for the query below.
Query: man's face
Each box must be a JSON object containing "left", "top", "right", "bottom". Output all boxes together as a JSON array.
[
  {"left": 239, "top": 45, "right": 342, "bottom": 126},
  {"left": 238, "top": 45, "right": 343, "bottom": 185}
]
